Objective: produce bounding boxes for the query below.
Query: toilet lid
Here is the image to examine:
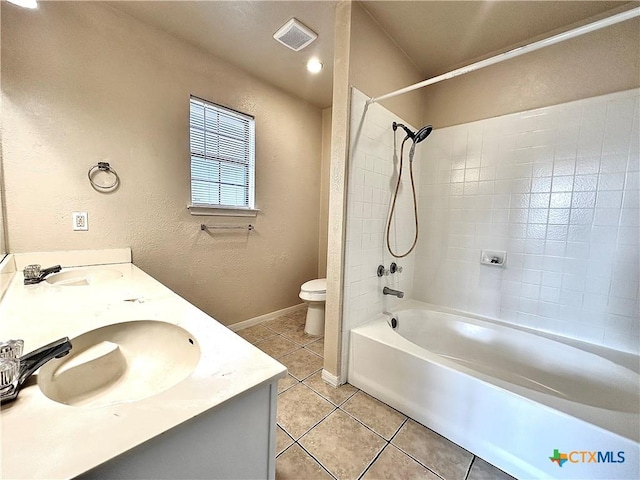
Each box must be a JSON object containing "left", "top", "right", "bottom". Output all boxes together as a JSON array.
[{"left": 301, "top": 278, "right": 327, "bottom": 294}]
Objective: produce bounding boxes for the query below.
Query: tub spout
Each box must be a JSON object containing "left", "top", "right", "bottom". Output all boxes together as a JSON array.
[{"left": 383, "top": 286, "right": 404, "bottom": 298}]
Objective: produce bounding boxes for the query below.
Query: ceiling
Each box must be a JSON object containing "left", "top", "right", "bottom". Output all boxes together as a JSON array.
[{"left": 106, "top": 1, "right": 637, "bottom": 109}]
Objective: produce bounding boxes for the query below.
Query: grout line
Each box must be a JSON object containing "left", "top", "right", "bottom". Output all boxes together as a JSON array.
[
  {"left": 388, "top": 417, "right": 408, "bottom": 443},
  {"left": 288, "top": 366, "right": 323, "bottom": 382},
  {"left": 292, "top": 404, "right": 338, "bottom": 442},
  {"left": 337, "top": 402, "right": 399, "bottom": 443},
  {"left": 356, "top": 441, "right": 389, "bottom": 480},
  {"left": 465, "top": 456, "right": 478, "bottom": 480},
  {"left": 295, "top": 440, "right": 338, "bottom": 480},
  {"left": 390, "top": 441, "right": 447, "bottom": 480},
  {"left": 276, "top": 441, "right": 296, "bottom": 459},
  {"left": 302, "top": 380, "right": 359, "bottom": 407}
]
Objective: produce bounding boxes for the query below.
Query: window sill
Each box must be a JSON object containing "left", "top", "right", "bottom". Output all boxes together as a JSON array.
[{"left": 187, "top": 204, "right": 260, "bottom": 217}]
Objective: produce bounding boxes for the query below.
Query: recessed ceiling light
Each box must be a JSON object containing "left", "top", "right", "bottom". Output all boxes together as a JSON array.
[
  {"left": 307, "top": 59, "right": 323, "bottom": 74},
  {"left": 6, "top": 0, "right": 38, "bottom": 9}
]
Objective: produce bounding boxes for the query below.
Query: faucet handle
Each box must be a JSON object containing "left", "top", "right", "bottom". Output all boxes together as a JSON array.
[
  {"left": 376, "top": 265, "right": 389, "bottom": 277},
  {"left": 23, "top": 264, "right": 41, "bottom": 280},
  {"left": 0, "top": 339, "right": 24, "bottom": 360},
  {"left": 389, "top": 262, "right": 404, "bottom": 274}
]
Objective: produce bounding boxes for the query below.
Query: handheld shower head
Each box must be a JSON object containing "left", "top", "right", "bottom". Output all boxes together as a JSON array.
[
  {"left": 414, "top": 125, "right": 433, "bottom": 143},
  {"left": 392, "top": 122, "right": 415, "bottom": 140},
  {"left": 393, "top": 122, "right": 433, "bottom": 143}
]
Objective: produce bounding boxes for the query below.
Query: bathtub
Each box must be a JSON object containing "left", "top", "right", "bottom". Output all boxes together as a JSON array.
[{"left": 348, "top": 301, "right": 639, "bottom": 480}]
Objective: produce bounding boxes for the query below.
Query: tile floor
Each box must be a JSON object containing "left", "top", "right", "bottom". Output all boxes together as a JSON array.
[{"left": 237, "top": 308, "right": 516, "bottom": 480}]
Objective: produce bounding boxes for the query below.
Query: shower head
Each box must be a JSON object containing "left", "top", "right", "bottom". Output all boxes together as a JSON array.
[
  {"left": 414, "top": 125, "right": 433, "bottom": 143},
  {"left": 393, "top": 122, "right": 433, "bottom": 143}
]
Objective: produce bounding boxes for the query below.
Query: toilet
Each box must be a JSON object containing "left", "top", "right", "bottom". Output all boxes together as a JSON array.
[{"left": 299, "top": 278, "right": 327, "bottom": 336}]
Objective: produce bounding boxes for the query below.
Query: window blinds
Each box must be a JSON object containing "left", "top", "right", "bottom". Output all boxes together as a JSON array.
[{"left": 189, "top": 96, "right": 255, "bottom": 208}]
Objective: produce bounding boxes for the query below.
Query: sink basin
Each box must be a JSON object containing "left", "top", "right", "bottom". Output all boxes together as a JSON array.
[
  {"left": 38, "top": 321, "right": 200, "bottom": 407},
  {"left": 45, "top": 268, "right": 123, "bottom": 286}
]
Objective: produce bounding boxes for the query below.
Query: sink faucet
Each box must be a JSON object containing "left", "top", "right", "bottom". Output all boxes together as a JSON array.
[
  {"left": 23, "top": 265, "right": 62, "bottom": 285},
  {"left": 0, "top": 337, "right": 72, "bottom": 404},
  {"left": 383, "top": 286, "right": 404, "bottom": 298}
]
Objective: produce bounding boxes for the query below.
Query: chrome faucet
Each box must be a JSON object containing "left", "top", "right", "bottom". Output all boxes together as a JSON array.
[
  {"left": 23, "top": 264, "right": 62, "bottom": 285},
  {"left": 1, "top": 337, "right": 72, "bottom": 404},
  {"left": 383, "top": 286, "right": 404, "bottom": 298}
]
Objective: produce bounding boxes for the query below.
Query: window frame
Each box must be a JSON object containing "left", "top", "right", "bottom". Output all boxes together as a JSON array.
[{"left": 187, "top": 95, "right": 259, "bottom": 217}]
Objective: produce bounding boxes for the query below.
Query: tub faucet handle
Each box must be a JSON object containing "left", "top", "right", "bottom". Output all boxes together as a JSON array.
[
  {"left": 389, "top": 263, "right": 403, "bottom": 274},
  {"left": 377, "top": 265, "right": 389, "bottom": 277}
]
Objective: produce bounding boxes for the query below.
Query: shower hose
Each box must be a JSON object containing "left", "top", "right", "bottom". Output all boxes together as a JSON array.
[{"left": 386, "top": 137, "right": 419, "bottom": 258}]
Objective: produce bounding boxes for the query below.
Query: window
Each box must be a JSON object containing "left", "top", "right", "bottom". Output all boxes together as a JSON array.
[{"left": 189, "top": 96, "right": 255, "bottom": 212}]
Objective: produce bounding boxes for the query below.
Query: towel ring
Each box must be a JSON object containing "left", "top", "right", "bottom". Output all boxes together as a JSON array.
[{"left": 88, "top": 162, "right": 119, "bottom": 191}]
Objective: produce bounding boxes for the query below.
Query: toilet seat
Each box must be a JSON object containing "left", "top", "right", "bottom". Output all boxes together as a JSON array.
[{"left": 299, "top": 278, "right": 326, "bottom": 302}]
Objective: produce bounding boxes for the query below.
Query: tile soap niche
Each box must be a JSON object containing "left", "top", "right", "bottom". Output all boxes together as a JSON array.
[{"left": 480, "top": 250, "right": 506, "bottom": 267}]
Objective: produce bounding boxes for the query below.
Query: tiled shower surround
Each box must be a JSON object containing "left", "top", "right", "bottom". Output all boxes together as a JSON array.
[
  {"left": 344, "top": 88, "right": 639, "bottom": 363},
  {"left": 342, "top": 90, "right": 421, "bottom": 343}
]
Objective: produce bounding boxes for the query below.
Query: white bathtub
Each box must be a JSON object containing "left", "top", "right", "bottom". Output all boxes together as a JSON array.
[{"left": 348, "top": 301, "right": 639, "bottom": 480}]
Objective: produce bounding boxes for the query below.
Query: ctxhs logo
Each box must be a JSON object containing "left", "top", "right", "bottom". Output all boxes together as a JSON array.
[{"left": 549, "top": 449, "right": 625, "bottom": 467}]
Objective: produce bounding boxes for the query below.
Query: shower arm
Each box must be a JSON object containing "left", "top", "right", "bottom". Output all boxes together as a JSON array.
[{"left": 367, "top": 7, "right": 640, "bottom": 106}]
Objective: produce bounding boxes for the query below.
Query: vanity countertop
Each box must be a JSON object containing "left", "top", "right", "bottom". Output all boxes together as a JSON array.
[{"left": 0, "top": 251, "right": 287, "bottom": 479}]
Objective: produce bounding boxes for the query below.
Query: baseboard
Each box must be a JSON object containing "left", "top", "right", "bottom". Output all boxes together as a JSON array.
[
  {"left": 229, "top": 303, "right": 306, "bottom": 332},
  {"left": 321, "top": 369, "right": 342, "bottom": 387}
]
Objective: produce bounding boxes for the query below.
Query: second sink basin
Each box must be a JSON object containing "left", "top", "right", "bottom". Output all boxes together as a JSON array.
[
  {"left": 45, "top": 268, "right": 123, "bottom": 286},
  {"left": 38, "top": 321, "right": 201, "bottom": 408}
]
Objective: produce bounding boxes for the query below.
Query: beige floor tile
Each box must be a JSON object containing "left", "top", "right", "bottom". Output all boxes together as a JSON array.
[
  {"left": 282, "top": 326, "right": 322, "bottom": 347},
  {"left": 303, "top": 372, "right": 358, "bottom": 406},
  {"left": 341, "top": 391, "right": 406, "bottom": 440},
  {"left": 266, "top": 314, "right": 306, "bottom": 335},
  {"left": 276, "top": 426, "right": 294, "bottom": 457},
  {"left": 268, "top": 312, "right": 319, "bottom": 346},
  {"left": 279, "top": 348, "right": 323, "bottom": 380},
  {"left": 277, "top": 383, "right": 335, "bottom": 440},
  {"left": 300, "top": 409, "right": 386, "bottom": 480},
  {"left": 254, "top": 335, "right": 300, "bottom": 359},
  {"left": 467, "top": 457, "right": 516, "bottom": 480},
  {"left": 305, "top": 338, "right": 325, "bottom": 357},
  {"left": 362, "top": 444, "right": 440, "bottom": 480},
  {"left": 392, "top": 420, "right": 473, "bottom": 480},
  {"left": 283, "top": 307, "right": 308, "bottom": 322},
  {"left": 277, "top": 374, "right": 299, "bottom": 394},
  {"left": 275, "top": 444, "right": 333, "bottom": 480},
  {"left": 235, "top": 324, "right": 276, "bottom": 344}
]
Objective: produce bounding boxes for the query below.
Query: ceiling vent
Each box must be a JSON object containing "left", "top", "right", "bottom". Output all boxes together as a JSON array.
[{"left": 273, "top": 18, "right": 317, "bottom": 52}]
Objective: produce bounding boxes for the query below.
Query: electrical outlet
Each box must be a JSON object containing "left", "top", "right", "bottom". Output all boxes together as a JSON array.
[{"left": 72, "top": 212, "right": 88, "bottom": 231}]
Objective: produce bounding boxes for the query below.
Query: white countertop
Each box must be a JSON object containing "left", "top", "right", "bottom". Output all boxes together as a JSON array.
[{"left": 0, "top": 252, "right": 286, "bottom": 479}]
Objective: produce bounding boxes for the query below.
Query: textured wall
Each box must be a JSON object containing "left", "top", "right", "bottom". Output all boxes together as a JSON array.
[
  {"left": 318, "top": 107, "right": 332, "bottom": 278},
  {"left": 423, "top": 18, "right": 640, "bottom": 128},
  {"left": 1, "top": 2, "right": 322, "bottom": 326},
  {"left": 349, "top": 3, "right": 425, "bottom": 128},
  {"left": 416, "top": 90, "right": 639, "bottom": 353}
]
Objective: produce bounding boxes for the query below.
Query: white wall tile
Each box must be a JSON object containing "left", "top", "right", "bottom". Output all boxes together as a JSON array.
[{"left": 411, "top": 89, "right": 640, "bottom": 354}]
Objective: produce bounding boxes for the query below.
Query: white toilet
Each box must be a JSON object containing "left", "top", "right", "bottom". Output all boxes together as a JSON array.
[{"left": 299, "top": 278, "right": 327, "bottom": 336}]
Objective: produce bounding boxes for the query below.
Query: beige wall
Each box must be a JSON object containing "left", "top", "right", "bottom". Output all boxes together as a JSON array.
[
  {"left": 350, "top": 3, "right": 425, "bottom": 128},
  {"left": 318, "top": 107, "right": 332, "bottom": 277},
  {"left": 424, "top": 19, "right": 640, "bottom": 127},
  {"left": 1, "top": 2, "right": 322, "bottom": 326}
]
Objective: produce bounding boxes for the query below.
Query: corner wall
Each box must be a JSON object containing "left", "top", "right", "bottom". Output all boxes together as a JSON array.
[
  {"left": 1, "top": 2, "right": 322, "bottom": 326},
  {"left": 325, "top": 1, "right": 427, "bottom": 381}
]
